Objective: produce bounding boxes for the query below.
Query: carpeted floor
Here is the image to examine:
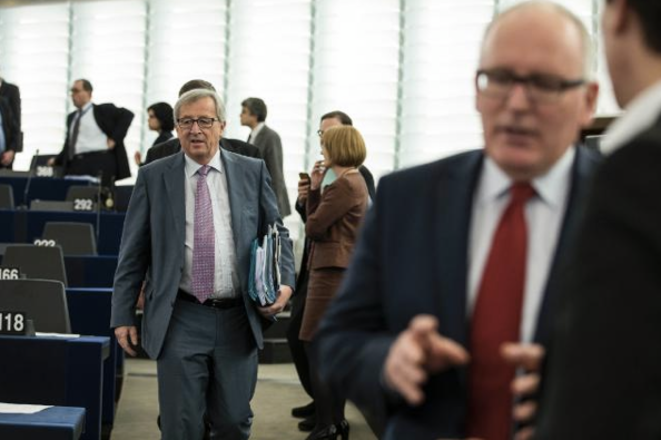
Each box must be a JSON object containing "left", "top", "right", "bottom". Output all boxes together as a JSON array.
[{"left": 111, "top": 358, "right": 378, "bottom": 440}]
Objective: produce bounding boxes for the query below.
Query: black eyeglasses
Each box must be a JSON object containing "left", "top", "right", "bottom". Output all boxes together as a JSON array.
[
  {"left": 177, "top": 117, "right": 219, "bottom": 129},
  {"left": 476, "top": 68, "right": 585, "bottom": 103},
  {"left": 317, "top": 129, "right": 324, "bottom": 137}
]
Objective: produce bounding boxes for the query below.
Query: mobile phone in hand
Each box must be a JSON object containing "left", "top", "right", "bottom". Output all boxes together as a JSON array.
[{"left": 299, "top": 172, "right": 311, "bottom": 182}]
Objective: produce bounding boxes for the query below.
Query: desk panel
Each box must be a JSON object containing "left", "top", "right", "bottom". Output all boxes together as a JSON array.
[
  {"left": 67, "top": 287, "right": 121, "bottom": 429},
  {"left": 0, "top": 406, "right": 86, "bottom": 440},
  {"left": 0, "top": 336, "right": 109, "bottom": 440},
  {"left": 65, "top": 255, "right": 118, "bottom": 288}
]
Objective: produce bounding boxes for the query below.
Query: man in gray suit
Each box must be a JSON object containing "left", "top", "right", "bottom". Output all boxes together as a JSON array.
[
  {"left": 112, "top": 89, "right": 295, "bottom": 439},
  {"left": 240, "top": 97, "right": 291, "bottom": 217}
]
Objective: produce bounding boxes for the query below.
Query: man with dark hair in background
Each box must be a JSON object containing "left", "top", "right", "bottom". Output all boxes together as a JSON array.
[
  {"left": 0, "top": 74, "right": 21, "bottom": 167},
  {"left": 288, "top": 110, "right": 376, "bottom": 432},
  {"left": 534, "top": 1, "right": 661, "bottom": 438},
  {"left": 143, "top": 80, "right": 260, "bottom": 164},
  {"left": 241, "top": 97, "right": 291, "bottom": 217},
  {"left": 49, "top": 79, "right": 134, "bottom": 186}
]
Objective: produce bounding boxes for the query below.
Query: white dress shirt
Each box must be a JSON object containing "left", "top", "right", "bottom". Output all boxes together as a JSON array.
[
  {"left": 468, "top": 146, "right": 575, "bottom": 343},
  {"left": 248, "top": 122, "right": 265, "bottom": 143},
  {"left": 71, "top": 102, "right": 108, "bottom": 154},
  {"left": 601, "top": 79, "right": 661, "bottom": 155},
  {"left": 179, "top": 150, "right": 240, "bottom": 298}
]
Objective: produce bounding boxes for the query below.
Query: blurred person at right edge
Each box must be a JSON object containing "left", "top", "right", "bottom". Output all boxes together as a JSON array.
[
  {"left": 300, "top": 125, "right": 369, "bottom": 440},
  {"left": 533, "top": 0, "right": 661, "bottom": 438},
  {"left": 313, "top": 1, "right": 601, "bottom": 439}
]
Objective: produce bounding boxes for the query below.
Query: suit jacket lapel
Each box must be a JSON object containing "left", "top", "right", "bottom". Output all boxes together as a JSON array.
[
  {"left": 163, "top": 153, "right": 186, "bottom": 246},
  {"left": 533, "top": 146, "right": 599, "bottom": 344},
  {"left": 220, "top": 149, "right": 243, "bottom": 253},
  {"left": 434, "top": 151, "right": 483, "bottom": 347}
]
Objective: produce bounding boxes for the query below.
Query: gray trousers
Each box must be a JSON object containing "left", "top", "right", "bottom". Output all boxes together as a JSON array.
[{"left": 157, "top": 299, "right": 258, "bottom": 440}]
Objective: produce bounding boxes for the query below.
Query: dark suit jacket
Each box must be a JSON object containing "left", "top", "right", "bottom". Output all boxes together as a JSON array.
[
  {"left": 55, "top": 103, "right": 134, "bottom": 180},
  {"left": 111, "top": 149, "right": 296, "bottom": 358},
  {"left": 536, "top": 120, "right": 661, "bottom": 439},
  {"left": 0, "top": 99, "right": 19, "bottom": 167},
  {"left": 0, "top": 80, "right": 20, "bottom": 130},
  {"left": 145, "top": 137, "right": 261, "bottom": 164},
  {"left": 153, "top": 130, "right": 173, "bottom": 147},
  {"left": 314, "top": 147, "right": 600, "bottom": 440},
  {"left": 251, "top": 124, "right": 291, "bottom": 217}
]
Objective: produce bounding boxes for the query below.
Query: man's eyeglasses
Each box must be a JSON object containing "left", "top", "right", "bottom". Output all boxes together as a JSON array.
[
  {"left": 177, "top": 117, "right": 219, "bottom": 129},
  {"left": 476, "top": 69, "right": 585, "bottom": 103},
  {"left": 317, "top": 129, "right": 324, "bottom": 138}
]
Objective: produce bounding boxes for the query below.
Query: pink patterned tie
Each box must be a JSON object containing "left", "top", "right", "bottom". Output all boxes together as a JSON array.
[{"left": 192, "top": 165, "right": 215, "bottom": 303}]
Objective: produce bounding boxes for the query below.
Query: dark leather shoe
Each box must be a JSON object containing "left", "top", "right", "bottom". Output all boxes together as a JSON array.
[
  {"left": 292, "top": 401, "right": 316, "bottom": 418},
  {"left": 305, "top": 424, "right": 339, "bottom": 440},
  {"left": 298, "top": 416, "right": 316, "bottom": 432}
]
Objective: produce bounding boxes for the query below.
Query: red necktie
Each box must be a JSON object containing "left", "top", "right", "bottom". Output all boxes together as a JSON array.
[{"left": 467, "top": 182, "right": 535, "bottom": 440}]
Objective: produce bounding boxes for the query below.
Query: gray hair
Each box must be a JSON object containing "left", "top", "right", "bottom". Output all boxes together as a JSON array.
[
  {"left": 483, "top": 0, "right": 595, "bottom": 80},
  {"left": 174, "top": 89, "right": 226, "bottom": 123}
]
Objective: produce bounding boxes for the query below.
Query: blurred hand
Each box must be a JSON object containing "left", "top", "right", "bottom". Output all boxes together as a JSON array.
[
  {"left": 115, "top": 325, "right": 139, "bottom": 356},
  {"left": 297, "top": 177, "right": 310, "bottom": 203},
  {"left": 310, "top": 160, "right": 325, "bottom": 190},
  {"left": 107, "top": 138, "right": 116, "bottom": 149},
  {"left": 134, "top": 151, "right": 143, "bottom": 166},
  {"left": 384, "top": 315, "right": 470, "bottom": 405},
  {"left": 1, "top": 150, "right": 14, "bottom": 166},
  {"left": 501, "top": 342, "right": 545, "bottom": 440},
  {"left": 258, "top": 285, "right": 293, "bottom": 318}
]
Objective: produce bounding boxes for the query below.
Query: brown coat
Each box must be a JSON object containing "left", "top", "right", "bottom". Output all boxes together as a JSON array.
[{"left": 299, "top": 170, "right": 369, "bottom": 341}]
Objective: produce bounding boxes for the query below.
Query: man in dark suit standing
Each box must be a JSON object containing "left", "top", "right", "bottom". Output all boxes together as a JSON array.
[
  {"left": 241, "top": 97, "right": 291, "bottom": 218},
  {"left": 535, "top": 1, "right": 661, "bottom": 438},
  {"left": 49, "top": 79, "right": 133, "bottom": 186},
  {"left": 0, "top": 77, "right": 21, "bottom": 167},
  {"left": 0, "top": 96, "right": 19, "bottom": 169},
  {"left": 111, "top": 88, "right": 295, "bottom": 439},
  {"left": 315, "top": 3, "right": 600, "bottom": 439},
  {"left": 142, "top": 80, "right": 260, "bottom": 165}
]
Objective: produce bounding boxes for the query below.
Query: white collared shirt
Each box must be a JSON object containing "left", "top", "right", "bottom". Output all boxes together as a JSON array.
[
  {"left": 71, "top": 102, "right": 108, "bottom": 154},
  {"left": 179, "top": 149, "right": 240, "bottom": 298},
  {"left": 468, "top": 146, "right": 576, "bottom": 343},
  {"left": 601, "top": 79, "right": 661, "bottom": 155},
  {"left": 249, "top": 122, "right": 265, "bottom": 143}
]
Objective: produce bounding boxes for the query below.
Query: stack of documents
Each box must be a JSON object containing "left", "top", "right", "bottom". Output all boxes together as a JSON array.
[{"left": 248, "top": 224, "right": 282, "bottom": 306}]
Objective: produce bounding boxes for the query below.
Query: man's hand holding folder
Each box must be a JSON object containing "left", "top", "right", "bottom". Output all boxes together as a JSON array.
[{"left": 249, "top": 224, "right": 292, "bottom": 319}]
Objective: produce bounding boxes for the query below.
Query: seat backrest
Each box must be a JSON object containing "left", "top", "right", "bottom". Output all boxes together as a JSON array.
[
  {"left": 65, "top": 185, "right": 98, "bottom": 202},
  {"left": 0, "top": 184, "right": 14, "bottom": 209},
  {"left": 0, "top": 279, "right": 71, "bottom": 333},
  {"left": 42, "top": 222, "right": 97, "bottom": 256},
  {"left": 3, "top": 244, "right": 68, "bottom": 286}
]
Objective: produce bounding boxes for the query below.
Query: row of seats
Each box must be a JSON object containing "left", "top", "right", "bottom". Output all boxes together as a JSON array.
[{"left": 0, "top": 183, "right": 102, "bottom": 210}]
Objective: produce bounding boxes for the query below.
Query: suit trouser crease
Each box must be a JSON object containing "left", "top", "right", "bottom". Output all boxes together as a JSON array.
[{"left": 157, "top": 299, "right": 258, "bottom": 440}]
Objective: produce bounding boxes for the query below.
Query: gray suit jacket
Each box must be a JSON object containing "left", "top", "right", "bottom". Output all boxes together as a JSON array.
[
  {"left": 251, "top": 124, "right": 291, "bottom": 217},
  {"left": 111, "top": 148, "right": 296, "bottom": 359}
]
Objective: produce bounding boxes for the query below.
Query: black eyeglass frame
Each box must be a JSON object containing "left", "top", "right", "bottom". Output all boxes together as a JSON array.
[
  {"left": 475, "top": 68, "right": 586, "bottom": 103},
  {"left": 176, "top": 117, "right": 220, "bottom": 129}
]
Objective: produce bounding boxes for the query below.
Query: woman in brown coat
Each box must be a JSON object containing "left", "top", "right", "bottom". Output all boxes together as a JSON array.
[{"left": 300, "top": 125, "right": 369, "bottom": 440}]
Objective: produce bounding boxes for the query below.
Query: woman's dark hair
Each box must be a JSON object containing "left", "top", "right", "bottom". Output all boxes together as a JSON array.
[{"left": 148, "top": 102, "right": 175, "bottom": 132}]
